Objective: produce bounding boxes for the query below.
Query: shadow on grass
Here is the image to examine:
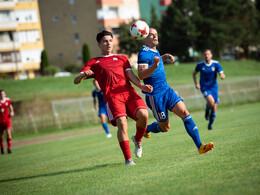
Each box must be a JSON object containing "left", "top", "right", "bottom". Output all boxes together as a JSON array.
[{"left": 0, "top": 163, "right": 121, "bottom": 183}]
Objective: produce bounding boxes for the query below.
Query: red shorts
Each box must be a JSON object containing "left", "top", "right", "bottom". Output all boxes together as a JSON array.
[
  {"left": 106, "top": 90, "right": 147, "bottom": 126},
  {"left": 0, "top": 118, "right": 12, "bottom": 131}
]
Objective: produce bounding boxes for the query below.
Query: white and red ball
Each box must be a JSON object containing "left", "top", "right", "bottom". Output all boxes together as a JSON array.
[{"left": 130, "top": 20, "right": 149, "bottom": 40}]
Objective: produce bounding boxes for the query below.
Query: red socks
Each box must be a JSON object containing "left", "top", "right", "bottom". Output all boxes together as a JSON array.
[
  {"left": 135, "top": 126, "right": 146, "bottom": 143},
  {"left": 7, "top": 138, "right": 12, "bottom": 149},
  {"left": 119, "top": 140, "right": 131, "bottom": 161}
]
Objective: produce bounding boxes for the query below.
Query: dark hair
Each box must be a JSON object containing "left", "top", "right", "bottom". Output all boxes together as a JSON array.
[
  {"left": 96, "top": 30, "right": 113, "bottom": 43},
  {"left": 0, "top": 89, "right": 4, "bottom": 93},
  {"left": 204, "top": 49, "right": 212, "bottom": 53}
]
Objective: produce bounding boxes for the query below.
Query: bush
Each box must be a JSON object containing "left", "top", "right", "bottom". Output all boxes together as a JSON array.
[
  {"left": 65, "top": 64, "right": 81, "bottom": 73},
  {"left": 44, "top": 66, "right": 59, "bottom": 75}
]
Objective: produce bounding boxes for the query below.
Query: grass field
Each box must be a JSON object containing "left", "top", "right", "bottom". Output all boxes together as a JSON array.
[{"left": 0, "top": 102, "right": 259, "bottom": 195}]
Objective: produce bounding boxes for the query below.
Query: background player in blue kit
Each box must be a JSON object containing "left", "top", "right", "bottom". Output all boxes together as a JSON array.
[
  {"left": 193, "top": 49, "right": 225, "bottom": 130},
  {"left": 137, "top": 28, "right": 214, "bottom": 154},
  {"left": 92, "top": 80, "right": 112, "bottom": 138}
]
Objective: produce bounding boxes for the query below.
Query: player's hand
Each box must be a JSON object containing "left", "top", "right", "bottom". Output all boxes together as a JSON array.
[
  {"left": 94, "top": 105, "right": 97, "bottom": 110},
  {"left": 167, "top": 54, "right": 175, "bottom": 63},
  {"left": 141, "top": 84, "right": 153, "bottom": 93},
  {"left": 153, "top": 56, "right": 160, "bottom": 68},
  {"left": 10, "top": 112, "right": 14, "bottom": 117},
  {"left": 220, "top": 73, "right": 225, "bottom": 80},
  {"left": 84, "top": 70, "right": 94, "bottom": 77},
  {"left": 195, "top": 83, "right": 200, "bottom": 89}
]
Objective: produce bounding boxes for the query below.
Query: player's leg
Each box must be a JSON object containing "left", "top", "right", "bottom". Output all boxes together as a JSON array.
[
  {"left": 127, "top": 91, "right": 148, "bottom": 158},
  {"left": 107, "top": 98, "right": 134, "bottom": 165},
  {"left": 0, "top": 128, "right": 4, "bottom": 154},
  {"left": 145, "top": 95, "right": 168, "bottom": 135},
  {"left": 171, "top": 101, "right": 202, "bottom": 149},
  {"left": 6, "top": 128, "right": 12, "bottom": 153},
  {"left": 205, "top": 94, "right": 215, "bottom": 121},
  {"left": 208, "top": 103, "right": 217, "bottom": 130},
  {"left": 131, "top": 108, "right": 148, "bottom": 158},
  {"left": 207, "top": 90, "right": 218, "bottom": 130},
  {"left": 100, "top": 113, "right": 112, "bottom": 137},
  {"left": 171, "top": 101, "right": 214, "bottom": 153},
  {"left": 116, "top": 116, "right": 134, "bottom": 165}
]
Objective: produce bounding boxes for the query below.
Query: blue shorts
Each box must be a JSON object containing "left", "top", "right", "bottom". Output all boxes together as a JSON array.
[
  {"left": 145, "top": 87, "right": 183, "bottom": 122},
  {"left": 98, "top": 106, "right": 107, "bottom": 117},
  {"left": 201, "top": 89, "right": 219, "bottom": 104}
]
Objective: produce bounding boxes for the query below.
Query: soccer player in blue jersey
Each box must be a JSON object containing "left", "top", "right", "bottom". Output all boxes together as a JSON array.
[
  {"left": 193, "top": 49, "right": 225, "bottom": 130},
  {"left": 137, "top": 28, "right": 214, "bottom": 154},
  {"left": 92, "top": 80, "right": 112, "bottom": 138}
]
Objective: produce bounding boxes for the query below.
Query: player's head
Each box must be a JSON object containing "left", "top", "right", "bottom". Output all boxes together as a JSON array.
[
  {"left": 145, "top": 28, "right": 159, "bottom": 48},
  {"left": 93, "top": 80, "right": 100, "bottom": 90},
  {"left": 204, "top": 49, "right": 213, "bottom": 62},
  {"left": 96, "top": 30, "right": 113, "bottom": 55},
  {"left": 0, "top": 90, "right": 6, "bottom": 99}
]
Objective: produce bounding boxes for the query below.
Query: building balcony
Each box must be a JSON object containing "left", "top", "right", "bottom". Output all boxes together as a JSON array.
[
  {"left": 0, "top": 21, "right": 18, "bottom": 31},
  {"left": 96, "top": 0, "right": 123, "bottom": 6},
  {"left": 0, "top": 1, "right": 15, "bottom": 10},
  {"left": 0, "top": 41, "right": 20, "bottom": 52},
  {"left": 0, "top": 62, "right": 23, "bottom": 73}
]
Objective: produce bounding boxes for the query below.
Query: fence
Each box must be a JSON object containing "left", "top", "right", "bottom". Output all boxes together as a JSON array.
[{"left": 12, "top": 76, "right": 260, "bottom": 133}]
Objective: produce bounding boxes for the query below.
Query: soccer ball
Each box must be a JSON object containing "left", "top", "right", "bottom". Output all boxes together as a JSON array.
[{"left": 130, "top": 20, "right": 149, "bottom": 40}]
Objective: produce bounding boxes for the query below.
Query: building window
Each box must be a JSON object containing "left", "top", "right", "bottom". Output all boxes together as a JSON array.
[
  {"left": 58, "top": 53, "right": 63, "bottom": 59},
  {"left": 71, "top": 14, "right": 77, "bottom": 24},
  {"left": 74, "top": 33, "right": 79, "bottom": 42},
  {"left": 52, "top": 16, "right": 59, "bottom": 22},
  {"left": 69, "top": 0, "right": 74, "bottom": 5},
  {"left": 77, "top": 51, "right": 81, "bottom": 60}
]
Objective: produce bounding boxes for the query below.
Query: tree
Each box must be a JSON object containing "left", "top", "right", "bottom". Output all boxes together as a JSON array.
[
  {"left": 118, "top": 21, "right": 144, "bottom": 56},
  {"left": 40, "top": 50, "right": 50, "bottom": 75},
  {"left": 196, "top": 0, "right": 259, "bottom": 58},
  {"left": 150, "top": 4, "right": 161, "bottom": 31},
  {"left": 82, "top": 43, "right": 91, "bottom": 64},
  {"left": 160, "top": 0, "right": 200, "bottom": 62}
]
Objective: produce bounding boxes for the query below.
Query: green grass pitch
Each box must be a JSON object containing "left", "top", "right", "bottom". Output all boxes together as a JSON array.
[{"left": 0, "top": 102, "right": 259, "bottom": 194}]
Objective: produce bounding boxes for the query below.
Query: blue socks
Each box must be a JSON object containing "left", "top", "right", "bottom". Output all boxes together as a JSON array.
[
  {"left": 206, "top": 103, "right": 211, "bottom": 113},
  {"left": 182, "top": 114, "right": 202, "bottom": 149},
  {"left": 147, "top": 116, "right": 202, "bottom": 149},
  {"left": 209, "top": 111, "right": 216, "bottom": 127},
  {"left": 102, "top": 123, "right": 110, "bottom": 134},
  {"left": 146, "top": 122, "right": 164, "bottom": 133}
]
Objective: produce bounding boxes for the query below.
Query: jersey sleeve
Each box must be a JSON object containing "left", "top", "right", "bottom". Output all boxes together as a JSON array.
[
  {"left": 122, "top": 55, "right": 132, "bottom": 71},
  {"left": 138, "top": 51, "right": 150, "bottom": 66},
  {"left": 80, "top": 59, "right": 95, "bottom": 73},
  {"left": 216, "top": 62, "right": 223, "bottom": 73},
  {"left": 80, "top": 59, "right": 95, "bottom": 78},
  {"left": 195, "top": 63, "right": 201, "bottom": 72}
]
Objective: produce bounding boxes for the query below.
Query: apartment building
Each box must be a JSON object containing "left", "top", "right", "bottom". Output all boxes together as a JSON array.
[
  {"left": 38, "top": 0, "right": 102, "bottom": 69},
  {"left": 38, "top": 0, "right": 140, "bottom": 69},
  {"left": 0, "top": 0, "right": 44, "bottom": 79},
  {"left": 96, "top": 0, "right": 140, "bottom": 52}
]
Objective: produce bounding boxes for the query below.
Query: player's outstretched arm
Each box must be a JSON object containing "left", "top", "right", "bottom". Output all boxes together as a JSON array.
[
  {"left": 138, "top": 56, "right": 160, "bottom": 80},
  {"left": 161, "top": 53, "right": 174, "bottom": 63},
  {"left": 74, "top": 70, "right": 94, "bottom": 84},
  {"left": 192, "top": 71, "right": 200, "bottom": 89},
  {"left": 126, "top": 70, "right": 153, "bottom": 93}
]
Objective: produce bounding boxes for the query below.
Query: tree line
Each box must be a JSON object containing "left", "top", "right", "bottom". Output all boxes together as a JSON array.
[{"left": 119, "top": 0, "right": 260, "bottom": 62}]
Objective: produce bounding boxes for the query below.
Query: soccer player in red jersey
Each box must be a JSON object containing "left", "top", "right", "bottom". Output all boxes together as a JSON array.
[
  {"left": 0, "top": 90, "right": 14, "bottom": 154},
  {"left": 74, "top": 30, "right": 153, "bottom": 166}
]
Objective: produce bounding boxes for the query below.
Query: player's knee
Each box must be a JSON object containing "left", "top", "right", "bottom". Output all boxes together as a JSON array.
[{"left": 136, "top": 109, "right": 149, "bottom": 120}]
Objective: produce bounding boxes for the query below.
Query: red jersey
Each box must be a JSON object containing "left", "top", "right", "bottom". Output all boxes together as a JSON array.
[
  {"left": 80, "top": 54, "right": 134, "bottom": 102},
  {"left": 0, "top": 98, "right": 11, "bottom": 122}
]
